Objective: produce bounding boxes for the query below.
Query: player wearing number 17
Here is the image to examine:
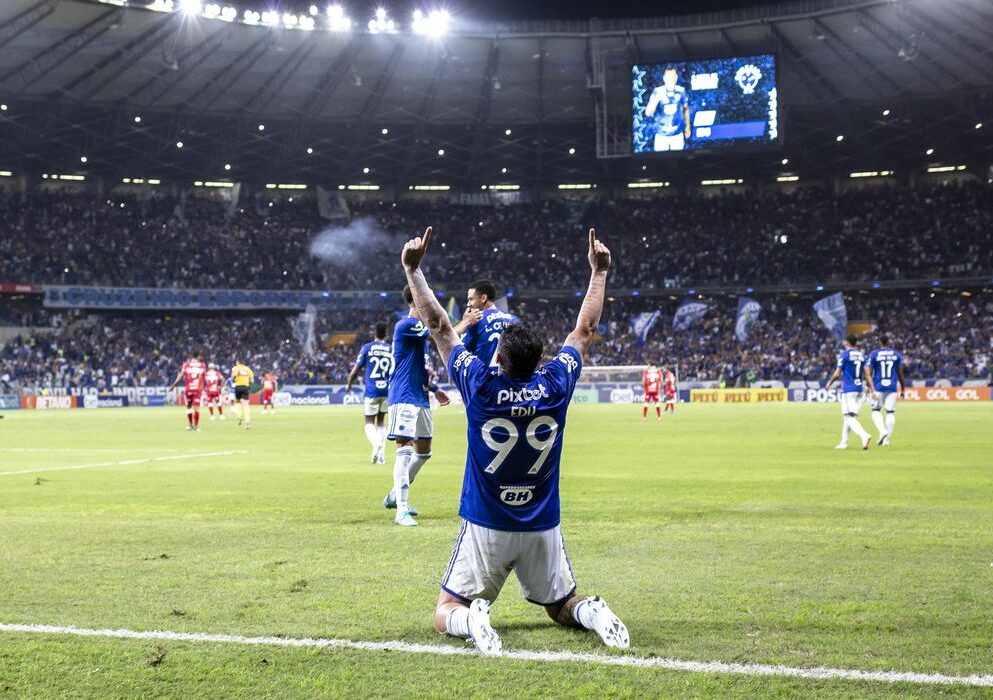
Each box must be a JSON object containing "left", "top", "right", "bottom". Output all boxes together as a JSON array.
[{"left": 398, "top": 225, "right": 630, "bottom": 656}]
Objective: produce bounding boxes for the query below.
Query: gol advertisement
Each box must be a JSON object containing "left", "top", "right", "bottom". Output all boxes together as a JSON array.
[
  {"left": 690, "top": 388, "right": 787, "bottom": 403},
  {"left": 899, "top": 386, "right": 991, "bottom": 402}
]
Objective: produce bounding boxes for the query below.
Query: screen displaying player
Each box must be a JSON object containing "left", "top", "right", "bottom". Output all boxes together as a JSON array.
[{"left": 632, "top": 54, "right": 778, "bottom": 154}]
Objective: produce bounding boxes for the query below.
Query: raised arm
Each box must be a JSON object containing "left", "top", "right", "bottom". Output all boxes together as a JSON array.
[
  {"left": 564, "top": 228, "right": 611, "bottom": 360},
  {"left": 401, "top": 227, "right": 461, "bottom": 365}
]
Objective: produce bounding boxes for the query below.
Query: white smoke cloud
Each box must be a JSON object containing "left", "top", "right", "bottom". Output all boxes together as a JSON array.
[{"left": 308, "top": 216, "right": 397, "bottom": 267}]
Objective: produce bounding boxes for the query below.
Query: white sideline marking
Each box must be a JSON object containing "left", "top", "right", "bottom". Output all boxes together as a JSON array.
[
  {"left": 0, "top": 623, "right": 990, "bottom": 687},
  {"left": 0, "top": 451, "right": 248, "bottom": 476},
  {"left": 0, "top": 448, "right": 186, "bottom": 454}
]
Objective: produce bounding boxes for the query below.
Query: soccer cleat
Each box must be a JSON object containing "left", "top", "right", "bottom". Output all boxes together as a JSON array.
[
  {"left": 882, "top": 435, "right": 891, "bottom": 446},
  {"left": 371, "top": 447, "right": 378, "bottom": 464},
  {"left": 467, "top": 599, "right": 502, "bottom": 656},
  {"left": 861, "top": 436, "right": 871, "bottom": 450},
  {"left": 376, "top": 451, "right": 386, "bottom": 465},
  {"left": 220, "top": 415, "right": 226, "bottom": 421},
  {"left": 834, "top": 443, "right": 847, "bottom": 450},
  {"left": 210, "top": 415, "right": 216, "bottom": 421},
  {"left": 877, "top": 433, "right": 888, "bottom": 446},
  {"left": 382, "top": 494, "right": 419, "bottom": 516},
  {"left": 586, "top": 597, "right": 630, "bottom": 649},
  {"left": 394, "top": 508, "right": 418, "bottom": 527}
]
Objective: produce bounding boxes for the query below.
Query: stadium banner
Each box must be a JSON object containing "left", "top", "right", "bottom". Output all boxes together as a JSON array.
[
  {"left": 735, "top": 296, "right": 762, "bottom": 343},
  {"left": 813, "top": 292, "right": 847, "bottom": 342},
  {"left": 571, "top": 388, "right": 600, "bottom": 404},
  {"left": 82, "top": 395, "right": 130, "bottom": 409},
  {"left": 0, "top": 395, "right": 22, "bottom": 410},
  {"left": 22, "top": 395, "right": 78, "bottom": 409},
  {"left": 690, "top": 388, "right": 787, "bottom": 403},
  {"left": 630, "top": 310, "right": 662, "bottom": 345},
  {"left": 0, "top": 283, "right": 40, "bottom": 295},
  {"left": 41, "top": 285, "right": 397, "bottom": 311},
  {"left": 672, "top": 297, "right": 709, "bottom": 332}
]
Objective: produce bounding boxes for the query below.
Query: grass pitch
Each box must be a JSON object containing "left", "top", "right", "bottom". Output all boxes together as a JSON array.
[{"left": 0, "top": 402, "right": 991, "bottom": 698}]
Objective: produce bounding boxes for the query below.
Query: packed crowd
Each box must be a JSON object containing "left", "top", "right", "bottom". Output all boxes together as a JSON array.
[
  {"left": 1, "top": 181, "right": 990, "bottom": 292},
  {"left": 2, "top": 289, "right": 989, "bottom": 393}
]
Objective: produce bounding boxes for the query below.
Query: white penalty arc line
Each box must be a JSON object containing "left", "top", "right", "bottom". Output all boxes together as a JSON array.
[
  {"left": 0, "top": 451, "right": 248, "bottom": 476},
  {"left": 0, "top": 623, "right": 989, "bottom": 687}
]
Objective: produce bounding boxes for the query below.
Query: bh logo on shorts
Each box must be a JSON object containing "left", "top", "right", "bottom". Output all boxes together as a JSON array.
[
  {"left": 500, "top": 486, "right": 535, "bottom": 506},
  {"left": 735, "top": 64, "right": 762, "bottom": 94}
]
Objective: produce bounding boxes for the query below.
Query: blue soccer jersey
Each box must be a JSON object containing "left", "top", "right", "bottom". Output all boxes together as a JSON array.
[
  {"left": 460, "top": 308, "right": 521, "bottom": 370},
  {"left": 651, "top": 85, "right": 688, "bottom": 137},
  {"left": 837, "top": 348, "right": 868, "bottom": 393},
  {"left": 389, "top": 315, "right": 431, "bottom": 408},
  {"left": 354, "top": 341, "right": 393, "bottom": 399},
  {"left": 447, "top": 344, "right": 582, "bottom": 532},
  {"left": 868, "top": 347, "right": 903, "bottom": 393}
]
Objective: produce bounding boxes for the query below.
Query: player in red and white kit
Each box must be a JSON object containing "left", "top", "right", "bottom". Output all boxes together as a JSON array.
[
  {"left": 204, "top": 363, "right": 226, "bottom": 421},
  {"left": 168, "top": 352, "right": 207, "bottom": 431},
  {"left": 261, "top": 372, "right": 278, "bottom": 415},
  {"left": 642, "top": 362, "right": 663, "bottom": 421},
  {"left": 662, "top": 366, "right": 677, "bottom": 414}
]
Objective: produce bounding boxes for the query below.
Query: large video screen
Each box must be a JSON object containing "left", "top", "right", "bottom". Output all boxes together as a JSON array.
[{"left": 632, "top": 55, "right": 778, "bottom": 154}]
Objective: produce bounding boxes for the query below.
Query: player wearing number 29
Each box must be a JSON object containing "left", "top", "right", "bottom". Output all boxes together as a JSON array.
[
  {"left": 867, "top": 337, "right": 905, "bottom": 447},
  {"left": 825, "top": 335, "right": 877, "bottom": 451},
  {"left": 346, "top": 322, "right": 393, "bottom": 464},
  {"left": 398, "top": 225, "right": 629, "bottom": 656},
  {"left": 453, "top": 280, "right": 520, "bottom": 371}
]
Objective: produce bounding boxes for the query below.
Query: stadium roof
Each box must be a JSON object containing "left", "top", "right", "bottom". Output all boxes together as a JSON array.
[{"left": 0, "top": 0, "right": 989, "bottom": 188}]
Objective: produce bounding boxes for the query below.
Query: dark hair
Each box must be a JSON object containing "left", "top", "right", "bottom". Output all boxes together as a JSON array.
[
  {"left": 375, "top": 322, "right": 388, "bottom": 340},
  {"left": 846, "top": 334, "right": 858, "bottom": 346},
  {"left": 498, "top": 323, "right": 544, "bottom": 379},
  {"left": 663, "top": 65, "right": 677, "bottom": 74},
  {"left": 402, "top": 285, "right": 413, "bottom": 305},
  {"left": 468, "top": 279, "right": 497, "bottom": 303},
  {"left": 879, "top": 335, "right": 890, "bottom": 346}
]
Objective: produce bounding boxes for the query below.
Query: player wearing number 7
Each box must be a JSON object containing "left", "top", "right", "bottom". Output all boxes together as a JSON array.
[
  {"left": 399, "top": 225, "right": 630, "bottom": 656},
  {"left": 825, "top": 334, "right": 877, "bottom": 451}
]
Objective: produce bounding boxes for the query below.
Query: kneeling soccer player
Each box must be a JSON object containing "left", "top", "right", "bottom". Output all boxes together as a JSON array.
[{"left": 399, "top": 225, "right": 630, "bottom": 656}]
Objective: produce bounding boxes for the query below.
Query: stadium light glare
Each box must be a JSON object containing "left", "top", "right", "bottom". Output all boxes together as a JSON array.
[
  {"left": 80, "top": 156, "right": 87, "bottom": 163},
  {"left": 203, "top": 4, "right": 220, "bottom": 18},
  {"left": 0, "top": 104, "right": 7, "bottom": 111},
  {"left": 347, "top": 184, "right": 380, "bottom": 190},
  {"left": 306, "top": 147, "right": 314, "bottom": 154},
  {"left": 326, "top": 5, "right": 351, "bottom": 30},
  {"left": 925, "top": 147, "right": 934, "bottom": 155},
  {"left": 882, "top": 109, "right": 890, "bottom": 116},
  {"left": 224, "top": 163, "right": 231, "bottom": 171},
  {"left": 261, "top": 10, "right": 279, "bottom": 25},
  {"left": 926, "top": 165, "right": 967, "bottom": 173},
  {"left": 381, "top": 128, "right": 389, "bottom": 135},
  {"left": 243, "top": 9, "right": 260, "bottom": 22},
  {"left": 627, "top": 181, "right": 669, "bottom": 189},
  {"left": 557, "top": 183, "right": 595, "bottom": 190},
  {"left": 0, "top": 171, "right": 12, "bottom": 177},
  {"left": 220, "top": 6, "right": 236, "bottom": 21},
  {"left": 283, "top": 12, "right": 298, "bottom": 27},
  {"left": 701, "top": 178, "right": 743, "bottom": 186},
  {"left": 176, "top": 141, "right": 184, "bottom": 148},
  {"left": 437, "top": 148, "right": 445, "bottom": 156},
  {"left": 180, "top": 0, "right": 202, "bottom": 14},
  {"left": 362, "top": 167, "right": 370, "bottom": 174},
  {"left": 776, "top": 175, "right": 799, "bottom": 182},
  {"left": 975, "top": 122, "right": 983, "bottom": 129},
  {"left": 815, "top": 285, "right": 825, "bottom": 291},
  {"left": 835, "top": 134, "right": 844, "bottom": 142},
  {"left": 568, "top": 147, "right": 576, "bottom": 155},
  {"left": 258, "top": 124, "right": 265, "bottom": 131},
  {"left": 781, "top": 157, "right": 788, "bottom": 165},
  {"left": 369, "top": 8, "right": 396, "bottom": 33},
  {"left": 412, "top": 185, "right": 451, "bottom": 191},
  {"left": 412, "top": 8, "right": 449, "bottom": 35},
  {"left": 133, "top": 115, "right": 141, "bottom": 123},
  {"left": 872, "top": 282, "right": 881, "bottom": 288},
  {"left": 310, "top": 4, "right": 318, "bottom": 15},
  {"left": 482, "top": 184, "right": 519, "bottom": 191},
  {"left": 505, "top": 129, "right": 512, "bottom": 136},
  {"left": 501, "top": 167, "right": 507, "bottom": 174}
]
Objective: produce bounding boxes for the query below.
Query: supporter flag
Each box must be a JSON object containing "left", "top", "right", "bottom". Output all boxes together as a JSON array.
[
  {"left": 630, "top": 310, "right": 662, "bottom": 346},
  {"left": 672, "top": 297, "right": 709, "bottom": 332},
  {"left": 813, "top": 292, "right": 848, "bottom": 342},
  {"left": 445, "top": 296, "right": 461, "bottom": 323},
  {"left": 734, "top": 296, "right": 762, "bottom": 343},
  {"left": 494, "top": 296, "right": 510, "bottom": 313}
]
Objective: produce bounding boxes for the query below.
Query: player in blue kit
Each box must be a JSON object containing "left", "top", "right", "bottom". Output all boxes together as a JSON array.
[
  {"left": 345, "top": 322, "right": 393, "bottom": 464},
  {"left": 825, "top": 334, "right": 877, "bottom": 451},
  {"left": 453, "top": 279, "right": 521, "bottom": 370},
  {"left": 384, "top": 286, "right": 450, "bottom": 526},
  {"left": 867, "top": 336, "right": 905, "bottom": 446},
  {"left": 397, "top": 225, "right": 629, "bottom": 656},
  {"left": 645, "top": 66, "right": 691, "bottom": 151}
]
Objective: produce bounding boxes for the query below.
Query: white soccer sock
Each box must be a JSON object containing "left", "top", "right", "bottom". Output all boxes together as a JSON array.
[
  {"left": 871, "top": 410, "right": 886, "bottom": 436},
  {"left": 363, "top": 423, "right": 378, "bottom": 448},
  {"left": 839, "top": 421, "right": 850, "bottom": 446},
  {"left": 393, "top": 446, "right": 413, "bottom": 510},
  {"left": 845, "top": 416, "right": 870, "bottom": 440},
  {"left": 445, "top": 606, "right": 471, "bottom": 639},
  {"left": 407, "top": 452, "right": 432, "bottom": 485},
  {"left": 885, "top": 412, "right": 896, "bottom": 437},
  {"left": 376, "top": 425, "right": 387, "bottom": 451},
  {"left": 572, "top": 598, "right": 597, "bottom": 630}
]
